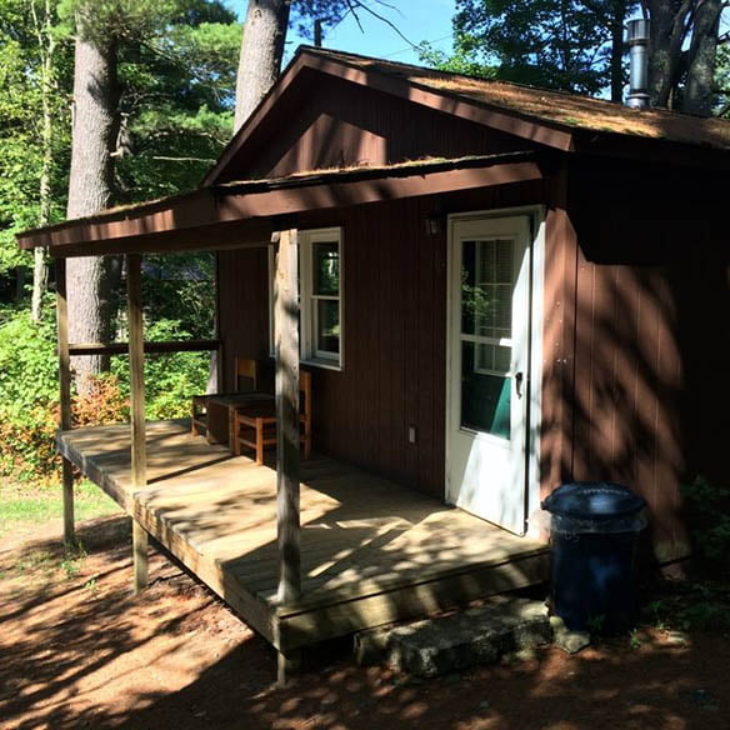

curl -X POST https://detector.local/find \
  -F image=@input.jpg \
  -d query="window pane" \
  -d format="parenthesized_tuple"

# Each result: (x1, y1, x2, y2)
(462, 239, 515, 339)
(475, 343, 511, 375)
(495, 239, 513, 281)
(461, 341, 511, 439)
(314, 242, 339, 296)
(494, 345, 511, 373)
(317, 299, 340, 354)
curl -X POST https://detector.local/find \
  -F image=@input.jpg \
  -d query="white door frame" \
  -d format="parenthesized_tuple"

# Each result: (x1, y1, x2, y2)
(445, 206, 545, 537)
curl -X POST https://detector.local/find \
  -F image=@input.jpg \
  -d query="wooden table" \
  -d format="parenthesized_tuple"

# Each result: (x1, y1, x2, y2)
(204, 392, 274, 447)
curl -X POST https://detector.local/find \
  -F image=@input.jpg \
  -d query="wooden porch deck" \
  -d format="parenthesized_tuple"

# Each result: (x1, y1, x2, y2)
(58, 420, 549, 654)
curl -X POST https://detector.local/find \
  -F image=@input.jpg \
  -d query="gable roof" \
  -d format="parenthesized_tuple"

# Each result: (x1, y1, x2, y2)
(205, 46, 730, 185)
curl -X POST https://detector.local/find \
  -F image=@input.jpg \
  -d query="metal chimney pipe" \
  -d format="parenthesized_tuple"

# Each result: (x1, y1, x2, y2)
(626, 19, 650, 109)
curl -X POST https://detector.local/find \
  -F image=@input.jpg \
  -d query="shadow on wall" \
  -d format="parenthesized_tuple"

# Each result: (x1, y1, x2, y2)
(541, 176, 729, 565)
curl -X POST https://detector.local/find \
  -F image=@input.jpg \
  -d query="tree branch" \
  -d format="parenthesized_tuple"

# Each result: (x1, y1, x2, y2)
(344, 0, 416, 49)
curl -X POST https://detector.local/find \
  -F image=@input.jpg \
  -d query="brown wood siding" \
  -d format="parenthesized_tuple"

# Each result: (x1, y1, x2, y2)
(232, 75, 532, 180)
(217, 181, 544, 498)
(540, 165, 578, 500)
(218, 246, 270, 391)
(548, 158, 730, 563)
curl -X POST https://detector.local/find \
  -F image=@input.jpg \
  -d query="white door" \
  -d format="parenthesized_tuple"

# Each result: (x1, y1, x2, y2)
(446, 215, 532, 535)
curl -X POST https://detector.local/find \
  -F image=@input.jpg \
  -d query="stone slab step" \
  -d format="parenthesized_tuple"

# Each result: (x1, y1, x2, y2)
(355, 597, 552, 677)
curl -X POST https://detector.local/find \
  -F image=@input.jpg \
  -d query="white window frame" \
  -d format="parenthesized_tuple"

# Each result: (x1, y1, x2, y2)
(471, 239, 517, 378)
(268, 226, 344, 371)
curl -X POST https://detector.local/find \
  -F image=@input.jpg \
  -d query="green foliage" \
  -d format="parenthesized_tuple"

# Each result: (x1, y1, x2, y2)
(0, 304, 60, 479)
(0, 0, 238, 291)
(0, 0, 72, 278)
(681, 476, 730, 562)
(428, 0, 632, 95)
(58, 0, 181, 42)
(0, 304, 59, 409)
(637, 477, 730, 636)
(645, 581, 730, 634)
(0, 0, 231, 485)
(417, 42, 497, 78)
(0, 300, 211, 480)
(142, 253, 215, 337)
(111, 318, 210, 420)
(112, 2, 240, 202)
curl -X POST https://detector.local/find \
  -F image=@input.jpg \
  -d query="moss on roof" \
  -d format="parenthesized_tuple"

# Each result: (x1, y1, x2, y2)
(307, 47, 730, 151)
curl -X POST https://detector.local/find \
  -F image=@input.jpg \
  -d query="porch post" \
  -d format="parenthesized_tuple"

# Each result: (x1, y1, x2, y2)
(126, 253, 148, 593)
(274, 229, 301, 607)
(55, 257, 75, 549)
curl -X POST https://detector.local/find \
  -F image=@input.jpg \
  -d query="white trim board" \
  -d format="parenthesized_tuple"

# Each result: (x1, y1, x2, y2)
(445, 206, 545, 538)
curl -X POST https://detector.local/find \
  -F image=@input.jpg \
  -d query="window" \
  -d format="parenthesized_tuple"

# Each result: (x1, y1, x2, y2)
(268, 227, 344, 370)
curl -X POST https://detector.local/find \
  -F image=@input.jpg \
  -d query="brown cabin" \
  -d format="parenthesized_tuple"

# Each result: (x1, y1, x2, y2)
(18, 47, 730, 677)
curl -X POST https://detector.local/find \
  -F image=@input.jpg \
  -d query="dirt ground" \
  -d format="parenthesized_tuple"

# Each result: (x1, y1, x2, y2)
(1, 515, 729, 730)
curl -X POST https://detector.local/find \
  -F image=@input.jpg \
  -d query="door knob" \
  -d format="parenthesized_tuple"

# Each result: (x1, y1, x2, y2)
(515, 371, 524, 399)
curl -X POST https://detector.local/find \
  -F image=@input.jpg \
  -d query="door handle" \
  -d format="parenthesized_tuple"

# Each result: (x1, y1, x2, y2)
(515, 371, 524, 399)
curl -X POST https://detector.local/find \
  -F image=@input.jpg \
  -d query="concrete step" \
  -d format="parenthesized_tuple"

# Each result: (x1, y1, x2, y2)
(355, 597, 552, 677)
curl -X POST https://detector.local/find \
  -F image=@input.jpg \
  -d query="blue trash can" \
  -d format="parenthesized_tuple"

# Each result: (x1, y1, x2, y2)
(542, 482, 647, 634)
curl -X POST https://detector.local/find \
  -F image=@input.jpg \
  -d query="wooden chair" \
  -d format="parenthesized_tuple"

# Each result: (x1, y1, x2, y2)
(191, 357, 259, 438)
(232, 371, 312, 465)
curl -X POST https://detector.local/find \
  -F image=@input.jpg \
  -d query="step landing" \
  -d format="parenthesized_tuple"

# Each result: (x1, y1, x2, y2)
(355, 597, 552, 677)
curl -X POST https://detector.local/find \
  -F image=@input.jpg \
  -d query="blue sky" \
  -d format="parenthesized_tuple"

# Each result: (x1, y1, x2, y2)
(232, 1, 456, 66)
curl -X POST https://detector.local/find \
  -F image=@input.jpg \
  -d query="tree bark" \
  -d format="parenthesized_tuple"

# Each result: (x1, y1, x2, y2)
(31, 0, 56, 323)
(683, 0, 722, 115)
(234, 0, 291, 131)
(646, 0, 686, 108)
(646, 0, 701, 109)
(66, 28, 120, 390)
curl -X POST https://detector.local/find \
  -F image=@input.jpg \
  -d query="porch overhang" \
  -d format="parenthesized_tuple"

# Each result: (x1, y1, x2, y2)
(16, 152, 542, 257)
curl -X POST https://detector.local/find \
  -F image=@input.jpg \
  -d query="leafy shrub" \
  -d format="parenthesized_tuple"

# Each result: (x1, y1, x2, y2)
(0, 308, 59, 481)
(0, 307, 58, 407)
(72, 373, 128, 427)
(681, 476, 730, 562)
(0, 307, 210, 483)
(111, 318, 211, 420)
(0, 404, 59, 482)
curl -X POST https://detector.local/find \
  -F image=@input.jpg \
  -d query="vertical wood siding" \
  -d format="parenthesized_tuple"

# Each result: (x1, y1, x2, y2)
(218, 182, 543, 498)
(217, 160, 727, 557)
(222, 74, 531, 181)
(544, 158, 730, 562)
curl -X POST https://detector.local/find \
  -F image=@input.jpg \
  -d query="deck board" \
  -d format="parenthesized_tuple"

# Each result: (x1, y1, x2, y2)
(59, 420, 548, 651)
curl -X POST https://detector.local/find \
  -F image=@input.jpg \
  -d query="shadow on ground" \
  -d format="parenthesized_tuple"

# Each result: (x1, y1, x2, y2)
(1, 515, 729, 730)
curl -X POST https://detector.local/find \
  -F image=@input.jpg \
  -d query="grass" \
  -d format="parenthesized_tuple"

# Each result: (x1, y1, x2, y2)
(0, 479, 119, 539)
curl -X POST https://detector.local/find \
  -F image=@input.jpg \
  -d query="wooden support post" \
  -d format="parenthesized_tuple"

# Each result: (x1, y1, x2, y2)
(274, 229, 301, 608)
(55, 257, 75, 549)
(277, 649, 302, 688)
(132, 518, 149, 594)
(127, 253, 146, 487)
(126, 253, 148, 592)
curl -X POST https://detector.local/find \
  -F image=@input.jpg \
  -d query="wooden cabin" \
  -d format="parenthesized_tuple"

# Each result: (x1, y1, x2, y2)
(17, 47, 730, 678)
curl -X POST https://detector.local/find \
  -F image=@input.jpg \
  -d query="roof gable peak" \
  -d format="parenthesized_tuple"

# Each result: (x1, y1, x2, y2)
(204, 45, 730, 186)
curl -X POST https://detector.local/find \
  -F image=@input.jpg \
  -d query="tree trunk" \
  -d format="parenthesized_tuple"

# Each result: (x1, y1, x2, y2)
(234, 0, 291, 131)
(683, 0, 722, 115)
(31, 0, 56, 323)
(646, 0, 698, 109)
(609, 0, 626, 103)
(66, 30, 120, 390)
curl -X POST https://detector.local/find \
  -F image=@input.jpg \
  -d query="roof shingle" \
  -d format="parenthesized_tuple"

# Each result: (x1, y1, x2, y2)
(308, 47, 730, 152)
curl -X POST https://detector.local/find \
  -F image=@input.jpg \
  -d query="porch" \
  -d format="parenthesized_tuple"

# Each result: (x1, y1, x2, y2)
(58, 420, 549, 656)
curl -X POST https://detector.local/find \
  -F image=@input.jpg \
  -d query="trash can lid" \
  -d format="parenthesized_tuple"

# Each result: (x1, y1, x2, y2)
(541, 482, 645, 520)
